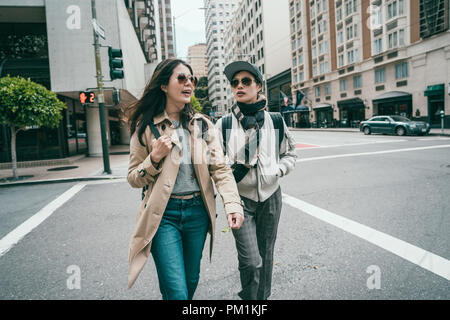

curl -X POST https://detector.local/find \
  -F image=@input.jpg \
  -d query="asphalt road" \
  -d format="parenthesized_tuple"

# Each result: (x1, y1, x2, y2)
(1, 131, 449, 300)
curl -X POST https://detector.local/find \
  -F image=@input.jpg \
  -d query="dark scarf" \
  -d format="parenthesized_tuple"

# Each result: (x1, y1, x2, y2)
(234, 100, 266, 130)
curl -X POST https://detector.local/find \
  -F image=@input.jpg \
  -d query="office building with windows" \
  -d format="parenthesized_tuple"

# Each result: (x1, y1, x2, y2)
(289, 0, 450, 128)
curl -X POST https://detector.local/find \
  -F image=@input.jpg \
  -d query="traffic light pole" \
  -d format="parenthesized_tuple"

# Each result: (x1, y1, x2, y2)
(91, 0, 111, 174)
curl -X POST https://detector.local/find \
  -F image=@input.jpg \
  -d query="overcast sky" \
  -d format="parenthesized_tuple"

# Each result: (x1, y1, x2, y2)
(171, 0, 206, 60)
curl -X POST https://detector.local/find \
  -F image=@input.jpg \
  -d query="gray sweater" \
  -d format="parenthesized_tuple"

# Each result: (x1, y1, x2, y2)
(171, 121, 201, 195)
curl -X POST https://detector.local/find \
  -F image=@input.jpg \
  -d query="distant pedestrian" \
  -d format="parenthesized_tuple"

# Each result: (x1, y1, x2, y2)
(215, 61, 297, 300)
(124, 58, 243, 299)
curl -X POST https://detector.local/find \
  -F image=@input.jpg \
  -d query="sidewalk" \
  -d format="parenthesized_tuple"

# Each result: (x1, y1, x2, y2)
(0, 144, 130, 187)
(289, 127, 450, 136)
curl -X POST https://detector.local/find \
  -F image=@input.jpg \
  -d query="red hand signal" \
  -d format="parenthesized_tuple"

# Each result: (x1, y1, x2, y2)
(79, 92, 87, 104)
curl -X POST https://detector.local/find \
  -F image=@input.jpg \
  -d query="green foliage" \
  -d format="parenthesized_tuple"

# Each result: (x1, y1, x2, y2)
(197, 76, 208, 87)
(0, 34, 48, 59)
(194, 76, 212, 116)
(190, 95, 202, 113)
(0, 75, 66, 129)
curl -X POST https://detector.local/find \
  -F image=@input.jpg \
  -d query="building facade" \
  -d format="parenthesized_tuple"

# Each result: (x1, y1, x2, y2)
(0, 0, 164, 163)
(187, 43, 208, 78)
(158, 0, 175, 59)
(289, 0, 450, 128)
(223, 0, 292, 114)
(204, 0, 239, 118)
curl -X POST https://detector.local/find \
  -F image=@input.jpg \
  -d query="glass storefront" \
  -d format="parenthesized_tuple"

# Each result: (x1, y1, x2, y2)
(62, 97, 87, 156)
(373, 91, 412, 119)
(338, 98, 366, 127)
(314, 104, 334, 127)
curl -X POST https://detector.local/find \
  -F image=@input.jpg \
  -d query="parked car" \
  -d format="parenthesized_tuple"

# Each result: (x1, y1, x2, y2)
(360, 115, 430, 136)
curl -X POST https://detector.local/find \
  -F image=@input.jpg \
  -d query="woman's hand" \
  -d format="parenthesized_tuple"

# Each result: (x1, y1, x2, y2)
(150, 135, 173, 164)
(227, 213, 244, 229)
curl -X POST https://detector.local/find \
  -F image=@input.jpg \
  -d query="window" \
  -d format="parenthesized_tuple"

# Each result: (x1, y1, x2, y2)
(313, 65, 318, 76)
(320, 61, 329, 74)
(319, 41, 328, 55)
(293, 57, 297, 67)
(388, 31, 398, 49)
(338, 54, 344, 67)
(375, 68, 385, 83)
(395, 62, 408, 79)
(373, 37, 382, 54)
(298, 36, 303, 47)
(315, 86, 321, 96)
(353, 75, 362, 88)
(337, 31, 344, 45)
(311, 26, 316, 38)
(340, 79, 347, 91)
(336, 8, 342, 21)
(325, 83, 331, 95)
(299, 53, 303, 64)
(312, 46, 317, 58)
(299, 71, 304, 81)
(347, 50, 354, 64)
(399, 29, 405, 46)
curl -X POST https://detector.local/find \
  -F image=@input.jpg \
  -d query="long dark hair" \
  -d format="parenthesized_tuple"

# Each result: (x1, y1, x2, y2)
(122, 58, 200, 146)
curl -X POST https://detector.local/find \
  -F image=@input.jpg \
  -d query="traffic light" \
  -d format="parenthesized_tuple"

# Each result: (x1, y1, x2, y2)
(79, 91, 95, 104)
(108, 47, 124, 80)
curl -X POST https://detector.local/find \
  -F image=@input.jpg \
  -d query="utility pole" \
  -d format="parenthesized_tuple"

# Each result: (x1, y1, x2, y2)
(91, 0, 111, 174)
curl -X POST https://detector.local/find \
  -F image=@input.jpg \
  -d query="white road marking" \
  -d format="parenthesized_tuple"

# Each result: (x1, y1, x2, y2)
(282, 193, 450, 281)
(416, 138, 450, 141)
(0, 183, 86, 257)
(296, 139, 407, 150)
(297, 144, 450, 162)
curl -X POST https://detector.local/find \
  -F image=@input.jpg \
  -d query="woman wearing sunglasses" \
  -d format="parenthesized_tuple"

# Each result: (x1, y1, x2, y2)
(124, 59, 244, 299)
(215, 61, 297, 300)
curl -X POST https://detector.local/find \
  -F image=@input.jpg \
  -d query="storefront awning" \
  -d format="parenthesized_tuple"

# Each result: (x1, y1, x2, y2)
(424, 84, 444, 97)
(313, 103, 332, 110)
(337, 98, 365, 108)
(372, 91, 412, 104)
(294, 105, 309, 112)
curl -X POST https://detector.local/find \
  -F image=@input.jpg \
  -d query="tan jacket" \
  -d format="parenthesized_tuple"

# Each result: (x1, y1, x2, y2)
(127, 111, 243, 289)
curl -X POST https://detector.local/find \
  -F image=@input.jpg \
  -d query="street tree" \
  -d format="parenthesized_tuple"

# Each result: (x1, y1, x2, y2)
(0, 76, 66, 180)
(191, 95, 202, 113)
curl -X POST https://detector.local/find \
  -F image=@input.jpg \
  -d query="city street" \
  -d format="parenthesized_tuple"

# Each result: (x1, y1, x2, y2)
(0, 131, 449, 299)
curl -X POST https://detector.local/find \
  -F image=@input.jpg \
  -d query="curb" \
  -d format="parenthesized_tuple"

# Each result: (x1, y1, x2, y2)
(289, 128, 450, 136)
(0, 175, 127, 188)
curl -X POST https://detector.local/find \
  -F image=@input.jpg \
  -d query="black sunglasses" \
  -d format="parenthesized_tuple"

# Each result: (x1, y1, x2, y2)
(177, 73, 197, 86)
(230, 77, 255, 88)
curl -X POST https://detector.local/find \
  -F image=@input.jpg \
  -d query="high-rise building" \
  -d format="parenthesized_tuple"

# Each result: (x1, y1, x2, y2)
(223, 0, 292, 113)
(289, 0, 450, 128)
(124, 0, 161, 63)
(187, 43, 208, 78)
(203, 0, 239, 118)
(158, 0, 175, 59)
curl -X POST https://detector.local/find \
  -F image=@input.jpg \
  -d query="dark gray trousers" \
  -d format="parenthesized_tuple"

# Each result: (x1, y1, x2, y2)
(232, 187, 282, 300)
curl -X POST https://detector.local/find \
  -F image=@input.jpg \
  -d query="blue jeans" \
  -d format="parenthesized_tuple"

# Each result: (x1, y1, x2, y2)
(151, 195, 210, 300)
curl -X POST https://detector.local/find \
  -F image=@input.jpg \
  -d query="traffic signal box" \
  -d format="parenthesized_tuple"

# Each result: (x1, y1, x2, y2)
(108, 47, 124, 80)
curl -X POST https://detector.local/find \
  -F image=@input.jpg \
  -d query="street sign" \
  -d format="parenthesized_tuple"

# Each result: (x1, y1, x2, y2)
(92, 18, 106, 40)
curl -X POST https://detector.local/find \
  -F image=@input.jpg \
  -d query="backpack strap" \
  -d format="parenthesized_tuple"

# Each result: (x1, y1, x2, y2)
(269, 112, 285, 155)
(221, 114, 233, 156)
(142, 121, 161, 200)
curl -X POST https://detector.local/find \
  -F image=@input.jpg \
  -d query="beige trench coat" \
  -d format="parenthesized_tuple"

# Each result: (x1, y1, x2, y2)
(126, 111, 243, 289)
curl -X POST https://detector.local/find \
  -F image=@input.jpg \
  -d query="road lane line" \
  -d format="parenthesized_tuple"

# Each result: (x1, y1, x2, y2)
(282, 193, 450, 281)
(295, 139, 407, 150)
(0, 183, 86, 257)
(296, 144, 450, 162)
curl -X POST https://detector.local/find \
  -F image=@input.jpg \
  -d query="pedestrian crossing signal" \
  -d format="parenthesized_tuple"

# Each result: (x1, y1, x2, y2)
(79, 91, 95, 104)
